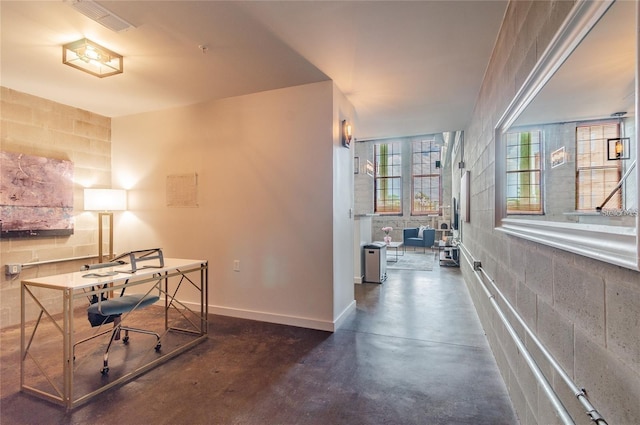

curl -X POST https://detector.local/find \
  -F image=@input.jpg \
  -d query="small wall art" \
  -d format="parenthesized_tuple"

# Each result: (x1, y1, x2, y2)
(166, 173, 198, 207)
(551, 146, 566, 168)
(366, 160, 374, 177)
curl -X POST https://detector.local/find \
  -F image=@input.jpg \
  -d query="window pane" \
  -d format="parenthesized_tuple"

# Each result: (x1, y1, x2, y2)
(506, 131, 543, 214)
(413, 176, 439, 213)
(411, 140, 441, 215)
(576, 122, 621, 210)
(375, 143, 402, 214)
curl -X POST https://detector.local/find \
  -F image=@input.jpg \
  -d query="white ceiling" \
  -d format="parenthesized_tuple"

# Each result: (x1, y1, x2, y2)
(1, 0, 508, 140)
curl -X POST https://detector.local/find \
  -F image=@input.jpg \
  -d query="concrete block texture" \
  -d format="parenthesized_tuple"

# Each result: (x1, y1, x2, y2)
(506, 367, 528, 424)
(524, 247, 553, 302)
(550, 369, 594, 425)
(536, 299, 574, 377)
(508, 237, 527, 283)
(606, 276, 640, 370)
(536, 385, 566, 425)
(516, 279, 537, 332)
(460, 0, 640, 423)
(0, 87, 112, 328)
(552, 260, 605, 344)
(575, 328, 640, 424)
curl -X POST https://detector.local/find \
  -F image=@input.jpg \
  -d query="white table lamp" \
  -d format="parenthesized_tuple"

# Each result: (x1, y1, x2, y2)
(84, 188, 127, 262)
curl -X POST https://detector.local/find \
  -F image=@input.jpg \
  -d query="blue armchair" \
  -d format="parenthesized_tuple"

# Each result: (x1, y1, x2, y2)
(403, 227, 436, 253)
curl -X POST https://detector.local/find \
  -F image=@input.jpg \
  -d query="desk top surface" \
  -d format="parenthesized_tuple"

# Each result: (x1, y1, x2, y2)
(21, 258, 207, 290)
(374, 241, 403, 248)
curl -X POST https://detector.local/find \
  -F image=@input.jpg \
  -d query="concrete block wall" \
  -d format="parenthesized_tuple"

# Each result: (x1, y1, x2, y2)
(461, 1, 640, 424)
(540, 123, 577, 222)
(353, 140, 374, 215)
(0, 87, 111, 327)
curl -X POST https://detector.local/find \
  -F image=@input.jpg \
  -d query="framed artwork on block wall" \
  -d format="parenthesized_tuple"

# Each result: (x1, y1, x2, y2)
(0, 151, 74, 238)
(461, 171, 470, 223)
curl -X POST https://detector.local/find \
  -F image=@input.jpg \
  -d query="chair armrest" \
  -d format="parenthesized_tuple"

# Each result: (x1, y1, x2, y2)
(422, 229, 436, 247)
(403, 228, 418, 239)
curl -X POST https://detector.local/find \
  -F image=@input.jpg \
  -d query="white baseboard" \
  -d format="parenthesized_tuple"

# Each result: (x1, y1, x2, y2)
(354, 275, 363, 284)
(333, 300, 356, 330)
(209, 305, 336, 331)
(177, 299, 357, 333)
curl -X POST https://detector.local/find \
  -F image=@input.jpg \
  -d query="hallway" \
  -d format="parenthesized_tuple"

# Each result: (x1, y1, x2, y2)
(1, 266, 518, 424)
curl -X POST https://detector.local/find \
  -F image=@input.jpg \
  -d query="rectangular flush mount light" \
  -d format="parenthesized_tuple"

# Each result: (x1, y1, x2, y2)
(62, 38, 123, 78)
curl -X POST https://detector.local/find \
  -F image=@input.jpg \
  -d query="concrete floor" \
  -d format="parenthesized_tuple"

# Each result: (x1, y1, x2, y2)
(0, 265, 518, 425)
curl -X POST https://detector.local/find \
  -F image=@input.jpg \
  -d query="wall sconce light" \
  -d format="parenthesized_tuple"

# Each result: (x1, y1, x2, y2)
(342, 120, 353, 148)
(607, 138, 630, 160)
(84, 188, 127, 262)
(63, 38, 123, 78)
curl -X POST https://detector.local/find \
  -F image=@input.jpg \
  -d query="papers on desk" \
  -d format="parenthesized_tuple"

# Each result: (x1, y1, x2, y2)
(82, 271, 119, 278)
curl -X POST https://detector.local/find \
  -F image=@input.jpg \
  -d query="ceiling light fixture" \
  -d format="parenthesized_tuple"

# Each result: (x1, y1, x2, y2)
(62, 38, 123, 78)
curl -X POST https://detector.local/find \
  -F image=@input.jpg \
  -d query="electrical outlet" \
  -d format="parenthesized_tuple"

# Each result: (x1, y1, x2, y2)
(5, 264, 21, 275)
(233, 260, 240, 272)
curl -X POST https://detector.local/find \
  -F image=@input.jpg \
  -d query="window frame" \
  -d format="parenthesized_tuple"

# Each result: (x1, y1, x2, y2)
(505, 130, 544, 215)
(575, 121, 622, 211)
(411, 139, 441, 216)
(374, 142, 402, 215)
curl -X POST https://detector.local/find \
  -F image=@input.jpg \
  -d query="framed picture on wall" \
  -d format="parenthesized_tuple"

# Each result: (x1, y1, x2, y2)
(452, 197, 459, 230)
(461, 171, 470, 222)
(366, 160, 374, 177)
(0, 151, 74, 238)
(551, 147, 566, 168)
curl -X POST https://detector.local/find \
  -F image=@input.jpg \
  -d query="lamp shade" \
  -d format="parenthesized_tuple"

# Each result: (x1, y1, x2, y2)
(84, 189, 127, 211)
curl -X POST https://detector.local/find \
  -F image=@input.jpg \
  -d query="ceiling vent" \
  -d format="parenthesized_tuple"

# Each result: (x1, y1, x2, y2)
(70, 0, 135, 32)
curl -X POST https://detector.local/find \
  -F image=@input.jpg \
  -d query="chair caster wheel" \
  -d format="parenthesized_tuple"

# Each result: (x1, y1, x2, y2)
(101, 367, 109, 375)
(155, 344, 161, 352)
(123, 336, 130, 344)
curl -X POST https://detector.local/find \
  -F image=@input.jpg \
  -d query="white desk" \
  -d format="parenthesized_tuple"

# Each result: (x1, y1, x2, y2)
(21, 258, 208, 410)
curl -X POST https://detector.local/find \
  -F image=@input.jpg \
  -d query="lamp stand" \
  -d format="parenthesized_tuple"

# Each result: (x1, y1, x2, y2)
(98, 212, 114, 263)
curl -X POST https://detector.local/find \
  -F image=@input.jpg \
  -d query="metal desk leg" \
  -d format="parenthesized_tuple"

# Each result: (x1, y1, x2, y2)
(63, 288, 73, 410)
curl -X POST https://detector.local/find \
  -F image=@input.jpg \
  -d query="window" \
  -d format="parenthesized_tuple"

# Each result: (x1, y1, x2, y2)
(374, 143, 401, 214)
(576, 122, 621, 210)
(411, 140, 441, 215)
(506, 131, 542, 214)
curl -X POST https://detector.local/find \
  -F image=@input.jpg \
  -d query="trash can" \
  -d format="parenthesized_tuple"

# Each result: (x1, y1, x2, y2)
(364, 242, 387, 283)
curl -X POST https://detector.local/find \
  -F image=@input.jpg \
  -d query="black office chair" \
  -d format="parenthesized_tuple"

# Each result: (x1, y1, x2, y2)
(74, 263, 161, 375)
